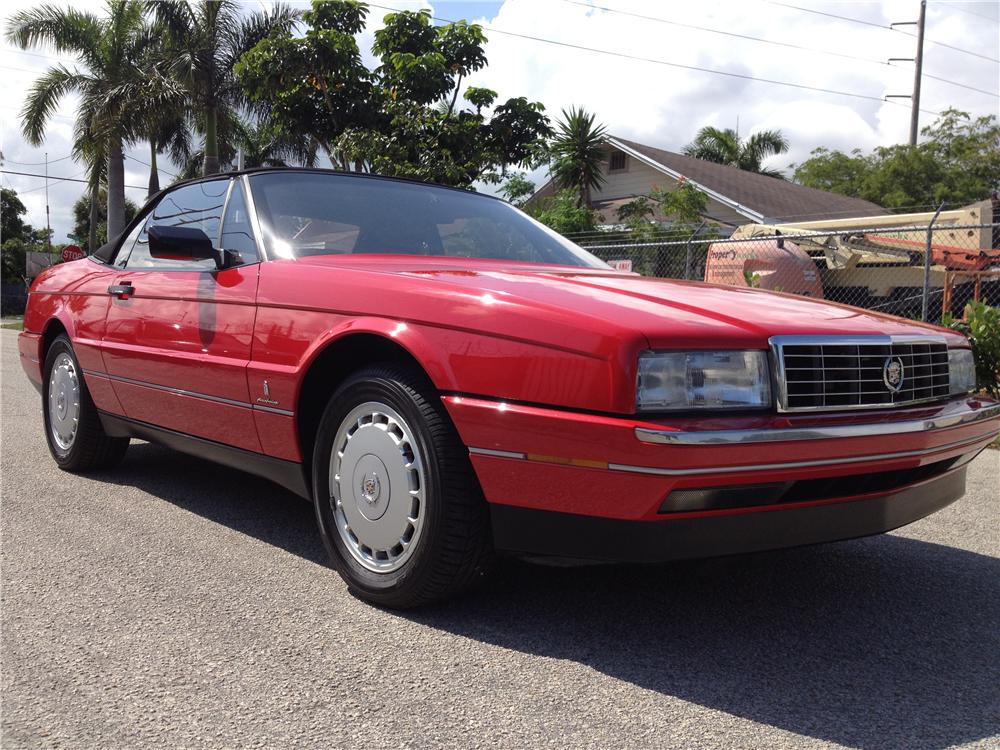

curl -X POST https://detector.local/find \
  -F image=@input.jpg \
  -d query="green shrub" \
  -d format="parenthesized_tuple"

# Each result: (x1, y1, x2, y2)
(942, 301, 1000, 397)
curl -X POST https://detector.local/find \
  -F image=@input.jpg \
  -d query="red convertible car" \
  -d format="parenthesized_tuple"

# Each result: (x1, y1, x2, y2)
(19, 169, 1000, 607)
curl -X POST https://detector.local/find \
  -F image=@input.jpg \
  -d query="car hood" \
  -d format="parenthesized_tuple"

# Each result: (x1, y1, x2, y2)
(290, 257, 963, 349)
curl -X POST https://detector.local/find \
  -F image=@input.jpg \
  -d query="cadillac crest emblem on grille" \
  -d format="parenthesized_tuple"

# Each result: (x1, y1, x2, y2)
(883, 356, 905, 393)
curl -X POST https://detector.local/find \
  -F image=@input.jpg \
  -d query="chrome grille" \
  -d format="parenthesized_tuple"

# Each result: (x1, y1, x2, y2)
(772, 336, 951, 412)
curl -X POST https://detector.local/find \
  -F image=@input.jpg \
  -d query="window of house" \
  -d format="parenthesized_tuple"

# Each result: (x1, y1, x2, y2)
(609, 151, 628, 172)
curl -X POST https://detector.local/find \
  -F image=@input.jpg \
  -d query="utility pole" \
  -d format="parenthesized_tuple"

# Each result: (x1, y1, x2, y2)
(44, 151, 52, 256)
(888, 0, 927, 146)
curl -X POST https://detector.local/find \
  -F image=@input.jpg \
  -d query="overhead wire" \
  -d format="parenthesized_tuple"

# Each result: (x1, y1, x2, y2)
(366, 3, 945, 117)
(765, 1, 1000, 63)
(1, 169, 148, 191)
(561, 0, 997, 99)
(0, 154, 74, 166)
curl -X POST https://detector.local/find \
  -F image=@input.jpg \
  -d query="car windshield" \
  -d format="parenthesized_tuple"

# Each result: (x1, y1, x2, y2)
(247, 171, 608, 269)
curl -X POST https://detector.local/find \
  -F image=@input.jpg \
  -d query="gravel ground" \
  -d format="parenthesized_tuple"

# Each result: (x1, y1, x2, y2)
(2, 328, 998, 749)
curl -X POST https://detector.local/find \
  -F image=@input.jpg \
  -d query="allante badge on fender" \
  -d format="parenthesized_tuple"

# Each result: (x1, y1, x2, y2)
(256, 379, 280, 406)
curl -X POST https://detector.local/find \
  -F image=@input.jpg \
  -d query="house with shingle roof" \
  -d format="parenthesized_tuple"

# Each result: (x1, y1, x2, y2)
(529, 135, 884, 228)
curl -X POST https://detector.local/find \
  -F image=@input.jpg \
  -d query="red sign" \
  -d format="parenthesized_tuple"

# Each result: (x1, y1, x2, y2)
(61, 245, 85, 262)
(606, 258, 633, 273)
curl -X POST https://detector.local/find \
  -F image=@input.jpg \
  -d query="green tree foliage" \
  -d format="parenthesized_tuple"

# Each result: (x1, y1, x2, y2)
(549, 106, 607, 206)
(943, 301, 1000, 397)
(498, 173, 535, 207)
(793, 109, 1000, 210)
(2, 188, 32, 282)
(652, 181, 710, 225)
(528, 189, 602, 234)
(0, 188, 57, 283)
(683, 126, 789, 178)
(236, 2, 550, 186)
(151, 0, 299, 176)
(613, 182, 715, 241)
(5, 0, 174, 239)
(69, 190, 139, 251)
(1, 188, 29, 243)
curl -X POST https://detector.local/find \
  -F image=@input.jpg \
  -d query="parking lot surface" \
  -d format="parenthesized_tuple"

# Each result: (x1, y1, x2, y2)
(2, 329, 999, 749)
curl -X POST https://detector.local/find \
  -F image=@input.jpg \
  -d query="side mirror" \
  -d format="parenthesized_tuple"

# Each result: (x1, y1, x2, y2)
(148, 225, 221, 268)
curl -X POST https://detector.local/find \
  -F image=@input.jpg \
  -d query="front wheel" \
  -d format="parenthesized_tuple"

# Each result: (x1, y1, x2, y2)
(312, 365, 492, 608)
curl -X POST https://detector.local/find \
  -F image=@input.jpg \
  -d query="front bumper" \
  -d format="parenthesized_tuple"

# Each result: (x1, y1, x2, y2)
(443, 395, 998, 558)
(489, 462, 969, 562)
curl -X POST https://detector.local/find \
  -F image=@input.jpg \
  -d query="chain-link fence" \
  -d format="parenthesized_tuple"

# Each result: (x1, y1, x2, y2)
(575, 222, 1000, 324)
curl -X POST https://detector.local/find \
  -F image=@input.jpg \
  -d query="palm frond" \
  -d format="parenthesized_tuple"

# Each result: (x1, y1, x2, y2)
(742, 129, 790, 170)
(20, 65, 90, 144)
(5, 4, 105, 69)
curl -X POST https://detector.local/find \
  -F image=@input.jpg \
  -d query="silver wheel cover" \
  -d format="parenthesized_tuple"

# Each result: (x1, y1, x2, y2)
(48, 352, 81, 452)
(329, 401, 427, 573)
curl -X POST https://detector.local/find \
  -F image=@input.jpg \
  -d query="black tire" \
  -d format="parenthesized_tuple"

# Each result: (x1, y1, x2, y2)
(43, 334, 129, 471)
(312, 364, 492, 608)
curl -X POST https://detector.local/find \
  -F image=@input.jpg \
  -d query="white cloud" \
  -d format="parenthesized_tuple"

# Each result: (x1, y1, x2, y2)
(2, 0, 997, 241)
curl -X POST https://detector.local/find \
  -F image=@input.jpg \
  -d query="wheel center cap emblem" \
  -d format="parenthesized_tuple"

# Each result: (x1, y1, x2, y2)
(883, 356, 905, 392)
(360, 472, 381, 504)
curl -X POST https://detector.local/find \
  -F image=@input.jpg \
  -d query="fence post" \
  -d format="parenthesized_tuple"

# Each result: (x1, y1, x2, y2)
(685, 220, 707, 280)
(921, 201, 946, 322)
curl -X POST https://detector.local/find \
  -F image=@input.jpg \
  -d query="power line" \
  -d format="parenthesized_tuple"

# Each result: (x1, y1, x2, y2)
(767, 1, 1000, 63)
(917, 70, 998, 98)
(560, 0, 888, 66)
(2, 46, 80, 64)
(1, 169, 148, 191)
(944, 4, 1000, 24)
(367, 3, 945, 117)
(126, 153, 177, 180)
(563, 0, 997, 99)
(1, 154, 74, 166)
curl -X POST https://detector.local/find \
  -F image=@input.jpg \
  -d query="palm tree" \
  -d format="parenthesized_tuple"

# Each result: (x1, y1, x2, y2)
(550, 106, 608, 207)
(71, 126, 105, 253)
(144, 115, 192, 197)
(683, 126, 789, 179)
(150, 0, 298, 176)
(6, 1, 171, 239)
(233, 119, 318, 169)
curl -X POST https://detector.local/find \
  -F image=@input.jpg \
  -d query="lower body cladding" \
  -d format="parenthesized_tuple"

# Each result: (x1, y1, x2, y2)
(443, 395, 1000, 563)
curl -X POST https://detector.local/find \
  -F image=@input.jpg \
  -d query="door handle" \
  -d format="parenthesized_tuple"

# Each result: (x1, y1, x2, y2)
(107, 282, 134, 299)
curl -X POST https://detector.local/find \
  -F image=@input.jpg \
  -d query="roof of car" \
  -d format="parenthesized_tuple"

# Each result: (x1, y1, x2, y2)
(157, 167, 504, 202)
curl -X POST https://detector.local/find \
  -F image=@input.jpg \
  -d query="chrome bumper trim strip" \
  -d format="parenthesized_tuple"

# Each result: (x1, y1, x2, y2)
(82, 369, 295, 417)
(469, 430, 994, 477)
(469, 447, 528, 460)
(635, 402, 1000, 445)
(609, 432, 992, 476)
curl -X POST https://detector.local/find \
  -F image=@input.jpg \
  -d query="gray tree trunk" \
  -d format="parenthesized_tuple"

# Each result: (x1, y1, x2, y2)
(87, 178, 99, 255)
(108, 138, 125, 242)
(147, 140, 160, 198)
(203, 107, 220, 176)
(106, 138, 126, 240)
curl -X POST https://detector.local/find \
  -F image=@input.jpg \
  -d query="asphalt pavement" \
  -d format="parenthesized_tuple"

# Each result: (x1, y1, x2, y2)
(2, 328, 998, 749)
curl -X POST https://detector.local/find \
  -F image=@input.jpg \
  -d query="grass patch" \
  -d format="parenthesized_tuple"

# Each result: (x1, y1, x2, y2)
(1, 321, 23, 331)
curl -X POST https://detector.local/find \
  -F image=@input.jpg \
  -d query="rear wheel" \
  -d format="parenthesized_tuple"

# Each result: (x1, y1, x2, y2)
(312, 365, 492, 608)
(43, 334, 129, 471)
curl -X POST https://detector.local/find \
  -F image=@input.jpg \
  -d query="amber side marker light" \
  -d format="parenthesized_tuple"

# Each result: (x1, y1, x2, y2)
(526, 454, 609, 470)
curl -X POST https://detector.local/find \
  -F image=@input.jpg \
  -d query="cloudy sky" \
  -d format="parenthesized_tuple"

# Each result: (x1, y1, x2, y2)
(1, 0, 998, 243)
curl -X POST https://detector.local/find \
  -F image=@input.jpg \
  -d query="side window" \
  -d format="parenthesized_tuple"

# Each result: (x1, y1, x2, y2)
(220, 182, 260, 265)
(114, 218, 148, 268)
(123, 180, 228, 270)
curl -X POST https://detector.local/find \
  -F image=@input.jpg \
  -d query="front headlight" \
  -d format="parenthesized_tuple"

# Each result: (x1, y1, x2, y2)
(636, 350, 772, 412)
(948, 348, 976, 395)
